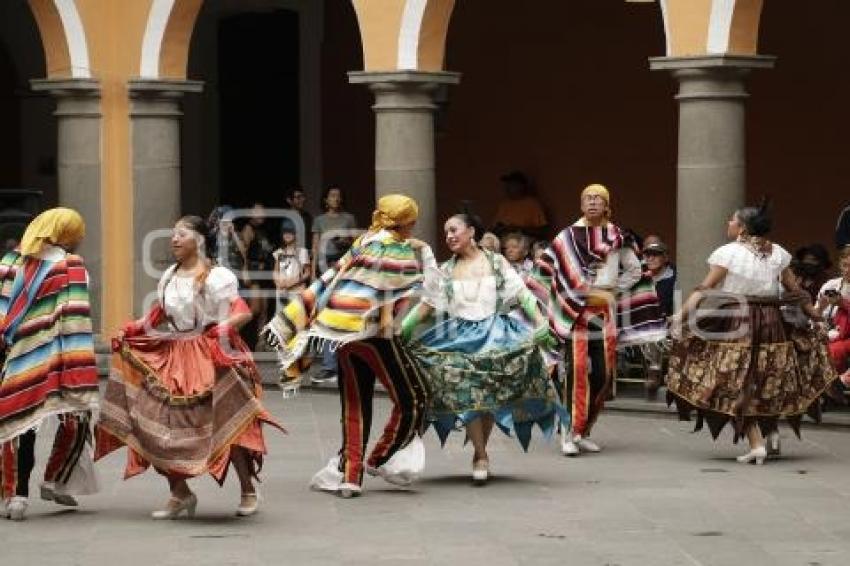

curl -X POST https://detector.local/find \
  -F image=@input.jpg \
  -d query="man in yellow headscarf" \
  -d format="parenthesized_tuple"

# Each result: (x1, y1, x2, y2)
(529, 184, 665, 458)
(1, 207, 99, 521)
(265, 193, 433, 498)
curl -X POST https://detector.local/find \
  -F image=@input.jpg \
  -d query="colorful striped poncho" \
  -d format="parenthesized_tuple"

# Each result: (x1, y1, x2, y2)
(265, 230, 425, 371)
(0, 250, 99, 443)
(526, 223, 666, 346)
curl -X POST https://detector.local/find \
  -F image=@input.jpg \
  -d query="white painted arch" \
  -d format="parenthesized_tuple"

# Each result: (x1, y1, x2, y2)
(53, 0, 91, 78)
(140, 0, 176, 78)
(397, 0, 428, 70)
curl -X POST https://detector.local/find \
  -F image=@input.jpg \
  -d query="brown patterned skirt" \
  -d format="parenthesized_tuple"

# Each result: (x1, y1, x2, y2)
(95, 332, 284, 483)
(666, 294, 837, 441)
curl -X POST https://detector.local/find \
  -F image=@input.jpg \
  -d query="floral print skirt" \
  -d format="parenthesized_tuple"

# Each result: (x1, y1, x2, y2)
(407, 314, 567, 450)
(666, 299, 837, 441)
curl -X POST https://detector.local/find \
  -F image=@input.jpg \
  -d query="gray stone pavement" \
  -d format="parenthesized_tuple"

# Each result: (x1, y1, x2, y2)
(5, 389, 850, 566)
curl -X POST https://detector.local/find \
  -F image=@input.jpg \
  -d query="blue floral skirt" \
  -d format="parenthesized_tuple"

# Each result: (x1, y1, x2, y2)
(408, 314, 568, 450)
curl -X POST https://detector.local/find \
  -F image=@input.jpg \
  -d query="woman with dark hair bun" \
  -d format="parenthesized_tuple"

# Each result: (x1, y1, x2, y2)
(666, 202, 837, 465)
(400, 212, 565, 484)
(96, 215, 283, 519)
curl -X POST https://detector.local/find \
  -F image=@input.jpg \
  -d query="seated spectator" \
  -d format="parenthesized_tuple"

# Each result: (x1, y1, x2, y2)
(817, 246, 850, 384)
(491, 171, 549, 240)
(643, 238, 676, 318)
(479, 232, 500, 253)
(531, 240, 548, 262)
(836, 204, 850, 249)
(637, 236, 677, 400)
(502, 232, 533, 277)
(791, 244, 833, 303)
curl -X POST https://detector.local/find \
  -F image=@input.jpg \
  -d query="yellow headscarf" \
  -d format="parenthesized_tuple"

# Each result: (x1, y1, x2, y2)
(581, 183, 611, 217)
(19, 207, 86, 257)
(368, 194, 419, 233)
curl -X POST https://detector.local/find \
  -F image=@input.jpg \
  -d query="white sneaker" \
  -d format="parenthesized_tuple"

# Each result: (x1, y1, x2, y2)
(6, 496, 28, 521)
(575, 436, 601, 453)
(338, 483, 362, 499)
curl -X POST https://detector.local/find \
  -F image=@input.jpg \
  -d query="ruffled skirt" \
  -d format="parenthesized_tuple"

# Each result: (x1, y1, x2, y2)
(408, 314, 567, 450)
(95, 331, 283, 483)
(666, 296, 837, 441)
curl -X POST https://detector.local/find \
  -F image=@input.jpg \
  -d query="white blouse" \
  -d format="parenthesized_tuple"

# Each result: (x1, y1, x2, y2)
(158, 265, 239, 331)
(423, 253, 529, 321)
(708, 241, 791, 297)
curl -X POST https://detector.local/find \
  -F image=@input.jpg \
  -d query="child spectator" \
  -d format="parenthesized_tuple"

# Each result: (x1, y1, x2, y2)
(272, 224, 311, 308)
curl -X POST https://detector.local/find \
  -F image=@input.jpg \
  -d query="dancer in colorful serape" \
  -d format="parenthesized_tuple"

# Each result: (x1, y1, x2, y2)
(528, 184, 666, 457)
(96, 216, 283, 519)
(399, 213, 565, 484)
(0, 208, 100, 521)
(666, 202, 837, 464)
(264, 194, 431, 498)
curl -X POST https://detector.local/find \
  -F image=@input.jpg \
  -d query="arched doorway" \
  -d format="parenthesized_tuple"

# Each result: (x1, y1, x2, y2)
(0, 0, 57, 224)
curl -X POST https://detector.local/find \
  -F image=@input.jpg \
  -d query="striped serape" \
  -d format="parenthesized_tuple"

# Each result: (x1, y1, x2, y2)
(526, 224, 666, 346)
(0, 251, 99, 443)
(265, 231, 424, 370)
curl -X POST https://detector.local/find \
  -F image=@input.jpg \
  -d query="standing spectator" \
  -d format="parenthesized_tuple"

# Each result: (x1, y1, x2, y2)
(502, 232, 533, 277)
(836, 204, 850, 249)
(817, 246, 850, 385)
(491, 171, 549, 240)
(311, 186, 357, 278)
(791, 244, 833, 303)
(311, 186, 358, 385)
(240, 204, 275, 349)
(286, 186, 313, 243)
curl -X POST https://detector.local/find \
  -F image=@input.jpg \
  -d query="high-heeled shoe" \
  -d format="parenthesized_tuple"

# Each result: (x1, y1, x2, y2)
(236, 492, 260, 517)
(151, 493, 197, 520)
(736, 446, 767, 465)
(472, 459, 489, 485)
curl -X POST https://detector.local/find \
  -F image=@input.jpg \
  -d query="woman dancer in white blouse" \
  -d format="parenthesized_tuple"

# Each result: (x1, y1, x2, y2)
(401, 213, 563, 484)
(96, 216, 282, 518)
(667, 203, 835, 464)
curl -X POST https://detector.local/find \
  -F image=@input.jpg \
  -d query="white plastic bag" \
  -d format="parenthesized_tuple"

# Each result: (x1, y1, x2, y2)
(380, 436, 425, 481)
(54, 442, 100, 496)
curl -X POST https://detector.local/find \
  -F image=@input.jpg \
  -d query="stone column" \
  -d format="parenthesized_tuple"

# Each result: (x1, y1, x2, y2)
(128, 79, 203, 314)
(30, 78, 103, 331)
(650, 55, 775, 295)
(348, 71, 460, 246)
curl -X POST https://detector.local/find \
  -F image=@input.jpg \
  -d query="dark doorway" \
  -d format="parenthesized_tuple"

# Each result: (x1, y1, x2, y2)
(217, 10, 300, 207)
(0, 44, 21, 188)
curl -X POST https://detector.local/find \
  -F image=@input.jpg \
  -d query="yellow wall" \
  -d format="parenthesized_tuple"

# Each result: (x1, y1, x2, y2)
(65, 0, 153, 334)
